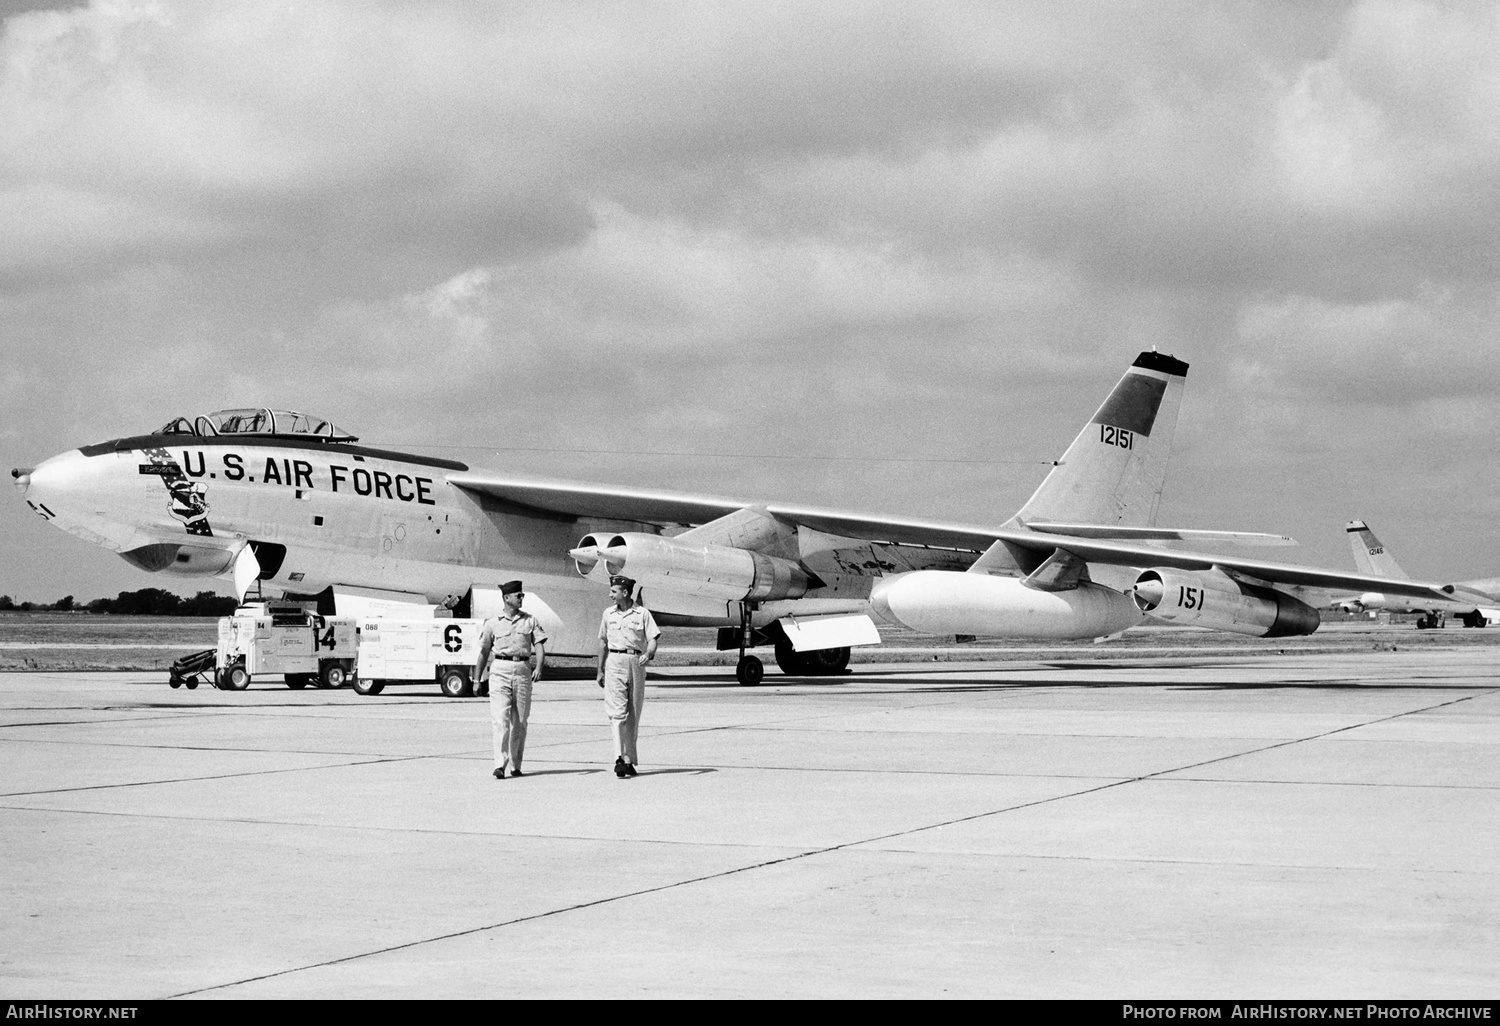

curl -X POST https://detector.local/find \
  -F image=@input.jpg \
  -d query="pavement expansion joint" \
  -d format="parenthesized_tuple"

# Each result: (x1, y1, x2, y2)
(164, 844, 870, 999)
(0, 753, 427, 798)
(1158, 775, 1500, 792)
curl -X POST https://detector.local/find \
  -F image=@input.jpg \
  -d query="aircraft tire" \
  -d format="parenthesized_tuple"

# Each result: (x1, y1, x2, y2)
(773, 643, 850, 676)
(184, 679, 197, 690)
(772, 640, 804, 676)
(803, 646, 850, 675)
(353, 677, 385, 696)
(169, 676, 182, 689)
(736, 655, 764, 686)
(438, 668, 471, 698)
(225, 665, 251, 691)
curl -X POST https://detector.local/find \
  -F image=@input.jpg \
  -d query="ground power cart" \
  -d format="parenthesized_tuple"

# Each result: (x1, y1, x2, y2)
(353, 618, 484, 697)
(215, 606, 358, 691)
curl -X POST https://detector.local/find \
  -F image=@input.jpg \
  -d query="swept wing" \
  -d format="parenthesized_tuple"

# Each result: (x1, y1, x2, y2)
(447, 473, 1456, 604)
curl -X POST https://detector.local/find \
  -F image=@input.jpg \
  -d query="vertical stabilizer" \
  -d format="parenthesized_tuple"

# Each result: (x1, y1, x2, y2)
(1346, 520, 1407, 579)
(1008, 351, 1188, 529)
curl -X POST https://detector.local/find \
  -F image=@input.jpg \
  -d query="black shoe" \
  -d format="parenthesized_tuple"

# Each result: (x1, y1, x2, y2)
(510, 768, 524, 777)
(621, 762, 638, 778)
(476, 687, 489, 697)
(614, 757, 628, 778)
(493, 767, 506, 780)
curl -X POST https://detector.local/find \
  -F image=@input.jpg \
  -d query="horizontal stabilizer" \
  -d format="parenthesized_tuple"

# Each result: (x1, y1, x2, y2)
(1023, 521, 1297, 546)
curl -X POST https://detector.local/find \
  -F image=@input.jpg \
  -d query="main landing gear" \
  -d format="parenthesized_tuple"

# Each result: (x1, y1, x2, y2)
(734, 602, 763, 686)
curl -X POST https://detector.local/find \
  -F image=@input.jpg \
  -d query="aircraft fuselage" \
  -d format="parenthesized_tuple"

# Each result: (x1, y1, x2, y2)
(17, 434, 658, 654)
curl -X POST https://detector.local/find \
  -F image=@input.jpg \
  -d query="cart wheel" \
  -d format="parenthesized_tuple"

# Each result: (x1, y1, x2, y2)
(225, 665, 250, 691)
(736, 655, 764, 686)
(438, 668, 471, 698)
(353, 677, 385, 696)
(321, 663, 348, 689)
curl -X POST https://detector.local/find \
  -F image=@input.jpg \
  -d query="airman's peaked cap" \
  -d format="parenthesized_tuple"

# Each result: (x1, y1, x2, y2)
(500, 580, 524, 596)
(609, 575, 635, 590)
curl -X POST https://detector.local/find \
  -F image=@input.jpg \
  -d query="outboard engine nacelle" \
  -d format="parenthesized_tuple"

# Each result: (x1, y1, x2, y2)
(1132, 568, 1320, 637)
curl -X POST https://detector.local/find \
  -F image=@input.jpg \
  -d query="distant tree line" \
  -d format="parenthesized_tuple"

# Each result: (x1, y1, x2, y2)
(0, 588, 238, 616)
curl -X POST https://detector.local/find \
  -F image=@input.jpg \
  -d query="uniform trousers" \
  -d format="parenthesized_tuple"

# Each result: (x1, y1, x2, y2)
(602, 651, 645, 764)
(489, 659, 532, 772)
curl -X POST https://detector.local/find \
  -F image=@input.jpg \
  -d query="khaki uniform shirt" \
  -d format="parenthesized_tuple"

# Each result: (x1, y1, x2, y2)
(599, 603, 661, 653)
(480, 611, 547, 665)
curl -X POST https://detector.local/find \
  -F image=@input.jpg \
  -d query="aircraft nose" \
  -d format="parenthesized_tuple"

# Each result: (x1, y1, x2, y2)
(19, 450, 92, 523)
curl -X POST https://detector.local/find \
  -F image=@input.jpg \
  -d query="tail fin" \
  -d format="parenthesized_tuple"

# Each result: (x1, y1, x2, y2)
(1008, 351, 1188, 529)
(1346, 520, 1407, 579)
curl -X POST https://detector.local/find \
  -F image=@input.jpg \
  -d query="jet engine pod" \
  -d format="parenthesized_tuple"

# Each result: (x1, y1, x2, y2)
(570, 534, 607, 578)
(869, 570, 1142, 640)
(592, 532, 813, 602)
(1132, 568, 1320, 637)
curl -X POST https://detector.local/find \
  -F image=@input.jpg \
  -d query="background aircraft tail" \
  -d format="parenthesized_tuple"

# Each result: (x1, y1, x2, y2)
(1007, 351, 1188, 529)
(1346, 520, 1407, 579)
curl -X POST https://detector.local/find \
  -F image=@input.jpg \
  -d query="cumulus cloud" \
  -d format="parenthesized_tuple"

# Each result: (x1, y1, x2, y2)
(3, 0, 1499, 599)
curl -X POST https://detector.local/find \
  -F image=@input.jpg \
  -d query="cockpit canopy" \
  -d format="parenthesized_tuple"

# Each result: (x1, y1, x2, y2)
(155, 409, 357, 442)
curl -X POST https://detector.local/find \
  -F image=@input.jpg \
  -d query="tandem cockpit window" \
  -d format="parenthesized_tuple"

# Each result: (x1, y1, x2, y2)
(153, 409, 358, 442)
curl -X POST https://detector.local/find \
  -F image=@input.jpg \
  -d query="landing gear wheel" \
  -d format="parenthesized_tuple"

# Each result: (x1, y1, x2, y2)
(773, 643, 850, 676)
(438, 668, 472, 698)
(1462, 610, 1486, 629)
(285, 673, 312, 690)
(185, 679, 198, 690)
(225, 665, 251, 691)
(804, 646, 850, 675)
(320, 663, 349, 689)
(736, 655, 764, 686)
(169, 675, 182, 690)
(353, 677, 385, 696)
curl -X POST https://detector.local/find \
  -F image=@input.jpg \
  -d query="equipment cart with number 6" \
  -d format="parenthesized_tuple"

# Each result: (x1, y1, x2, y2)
(353, 618, 484, 697)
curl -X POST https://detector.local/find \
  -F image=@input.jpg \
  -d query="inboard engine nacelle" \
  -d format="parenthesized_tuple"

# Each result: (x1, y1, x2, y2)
(1132, 568, 1320, 637)
(869, 570, 1142, 639)
(570, 532, 814, 602)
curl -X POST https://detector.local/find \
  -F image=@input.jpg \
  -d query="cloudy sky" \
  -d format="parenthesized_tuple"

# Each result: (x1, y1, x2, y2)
(3, 0, 1498, 602)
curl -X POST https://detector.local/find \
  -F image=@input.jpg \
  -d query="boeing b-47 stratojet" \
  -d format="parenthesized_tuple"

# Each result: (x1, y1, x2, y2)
(13, 353, 1470, 683)
(1331, 519, 1500, 629)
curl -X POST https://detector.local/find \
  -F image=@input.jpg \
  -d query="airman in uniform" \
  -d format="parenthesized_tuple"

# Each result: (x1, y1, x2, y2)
(596, 575, 660, 778)
(475, 580, 546, 779)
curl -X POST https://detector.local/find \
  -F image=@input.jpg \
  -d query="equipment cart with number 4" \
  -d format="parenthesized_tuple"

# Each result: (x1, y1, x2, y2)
(215, 606, 358, 691)
(353, 618, 484, 697)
